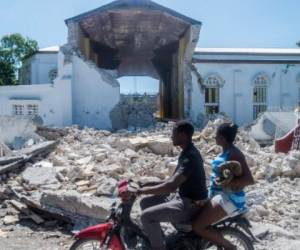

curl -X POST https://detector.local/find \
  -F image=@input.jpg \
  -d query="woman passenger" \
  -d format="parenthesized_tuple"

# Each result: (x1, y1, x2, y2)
(192, 123, 255, 250)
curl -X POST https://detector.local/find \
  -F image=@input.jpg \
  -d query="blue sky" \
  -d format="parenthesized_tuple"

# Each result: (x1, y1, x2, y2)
(1, 0, 299, 93)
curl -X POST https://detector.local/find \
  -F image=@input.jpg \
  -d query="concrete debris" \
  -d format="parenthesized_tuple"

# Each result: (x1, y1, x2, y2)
(0, 229, 8, 238)
(21, 164, 59, 187)
(110, 95, 157, 131)
(36, 126, 67, 141)
(96, 177, 117, 196)
(3, 215, 19, 225)
(95, 152, 107, 162)
(147, 136, 173, 156)
(0, 141, 57, 175)
(0, 156, 24, 166)
(9, 200, 44, 224)
(96, 164, 125, 179)
(119, 137, 149, 151)
(41, 190, 114, 221)
(0, 117, 299, 248)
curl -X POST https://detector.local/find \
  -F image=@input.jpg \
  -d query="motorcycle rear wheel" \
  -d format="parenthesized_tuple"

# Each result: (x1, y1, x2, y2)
(202, 227, 254, 250)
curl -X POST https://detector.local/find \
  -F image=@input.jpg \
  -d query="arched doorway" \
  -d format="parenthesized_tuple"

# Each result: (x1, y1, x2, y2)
(65, 0, 201, 124)
(119, 76, 160, 123)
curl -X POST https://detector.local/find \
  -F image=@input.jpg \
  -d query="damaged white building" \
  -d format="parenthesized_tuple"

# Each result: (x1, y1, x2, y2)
(0, 0, 300, 130)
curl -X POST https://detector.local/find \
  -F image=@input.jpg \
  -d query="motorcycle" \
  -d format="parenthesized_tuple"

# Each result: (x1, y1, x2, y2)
(69, 180, 256, 250)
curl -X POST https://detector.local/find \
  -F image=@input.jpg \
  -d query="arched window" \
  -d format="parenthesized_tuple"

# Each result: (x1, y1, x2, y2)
(204, 75, 224, 115)
(49, 68, 58, 83)
(253, 73, 269, 119)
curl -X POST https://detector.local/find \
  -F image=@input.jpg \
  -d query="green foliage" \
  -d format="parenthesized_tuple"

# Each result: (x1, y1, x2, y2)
(0, 60, 15, 85)
(0, 33, 38, 85)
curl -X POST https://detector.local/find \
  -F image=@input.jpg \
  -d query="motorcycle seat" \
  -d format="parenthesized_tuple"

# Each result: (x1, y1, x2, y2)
(174, 208, 249, 233)
(213, 207, 249, 225)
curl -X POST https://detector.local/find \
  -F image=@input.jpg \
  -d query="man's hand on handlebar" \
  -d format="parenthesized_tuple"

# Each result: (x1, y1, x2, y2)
(127, 181, 142, 196)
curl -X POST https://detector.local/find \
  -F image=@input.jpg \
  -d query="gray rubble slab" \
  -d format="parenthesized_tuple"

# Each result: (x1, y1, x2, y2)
(40, 190, 114, 221)
(22, 165, 58, 187)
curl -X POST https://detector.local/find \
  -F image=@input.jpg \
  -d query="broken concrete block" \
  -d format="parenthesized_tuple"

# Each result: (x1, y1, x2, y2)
(52, 155, 66, 166)
(41, 191, 114, 220)
(119, 137, 148, 151)
(66, 166, 85, 181)
(95, 153, 107, 162)
(75, 156, 93, 165)
(254, 205, 270, 217)
(96, 177, 117, 196)
(0, 229, 8, 238)
(76, 180, 90, 187)
(34, 161, 53, 168)
(124, 148, 139, 159)
(146, 136, 173, 156)
(3, 215, 19, 225)
(9, 200, 44, 225)
(82, 164, 96, 178)
(96, 164, 124, 178)
(22, 165, 58, 187)
(67, 153, 80, 160)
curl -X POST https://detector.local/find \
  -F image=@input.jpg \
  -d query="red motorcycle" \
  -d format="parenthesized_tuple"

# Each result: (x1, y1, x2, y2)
(69, 180, 256, 250)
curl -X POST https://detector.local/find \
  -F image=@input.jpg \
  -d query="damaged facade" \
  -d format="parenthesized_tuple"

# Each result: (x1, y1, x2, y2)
(0, 0, 300, 130)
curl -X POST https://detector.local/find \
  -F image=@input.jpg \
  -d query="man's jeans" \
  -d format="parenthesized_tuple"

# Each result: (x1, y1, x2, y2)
(140, 194, 200, 250)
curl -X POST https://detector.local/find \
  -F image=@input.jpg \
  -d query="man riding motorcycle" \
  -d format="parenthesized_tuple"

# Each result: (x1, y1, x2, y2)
(130, 120, 208, 250)
(70, 121, 256, 250)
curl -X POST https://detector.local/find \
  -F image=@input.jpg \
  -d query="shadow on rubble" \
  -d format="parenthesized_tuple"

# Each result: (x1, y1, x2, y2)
(15, 216, 73, 237)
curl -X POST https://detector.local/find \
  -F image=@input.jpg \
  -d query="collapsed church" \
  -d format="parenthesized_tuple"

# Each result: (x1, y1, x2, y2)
(0, 0, 300, 130)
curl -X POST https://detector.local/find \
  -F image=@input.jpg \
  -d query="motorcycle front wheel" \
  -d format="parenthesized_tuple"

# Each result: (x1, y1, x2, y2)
(203, 227, 254, 250)
(69, 239, 110, 250)
(70, 235, 123, 250)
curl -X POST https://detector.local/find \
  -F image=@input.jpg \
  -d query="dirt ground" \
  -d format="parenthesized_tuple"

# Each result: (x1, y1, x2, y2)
(0, 221, 73, 250)
(1, 219, 300, 250)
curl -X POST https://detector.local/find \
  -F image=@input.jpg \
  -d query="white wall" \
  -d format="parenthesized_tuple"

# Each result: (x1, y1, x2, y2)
(30, 53, 58, 84)
(191, 62, 300, 125)
(71, 56, 120, 129)
(0, 80, 72, 127)
(0, 51, 120, 130)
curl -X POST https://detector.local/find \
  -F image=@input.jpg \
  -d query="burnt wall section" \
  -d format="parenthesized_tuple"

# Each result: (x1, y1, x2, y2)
(179, 25, 201, 118)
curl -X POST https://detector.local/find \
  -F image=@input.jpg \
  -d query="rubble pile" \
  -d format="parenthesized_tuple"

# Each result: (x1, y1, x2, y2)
(194, 119, 300, 179)
(0, 117, 299, 247)
(110, 94, 158, 131)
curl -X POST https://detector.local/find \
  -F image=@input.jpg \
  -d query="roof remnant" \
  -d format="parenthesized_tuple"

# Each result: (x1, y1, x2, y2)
(194, 47, 300, 55)
(38, 46, 60, 53)
(65, 0, 201, 25)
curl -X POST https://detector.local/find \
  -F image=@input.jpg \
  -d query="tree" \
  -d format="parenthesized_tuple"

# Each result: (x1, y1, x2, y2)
(0, 60, 15, 85)
(0, 33, 38, 85)
(297, 41, 300, 47)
